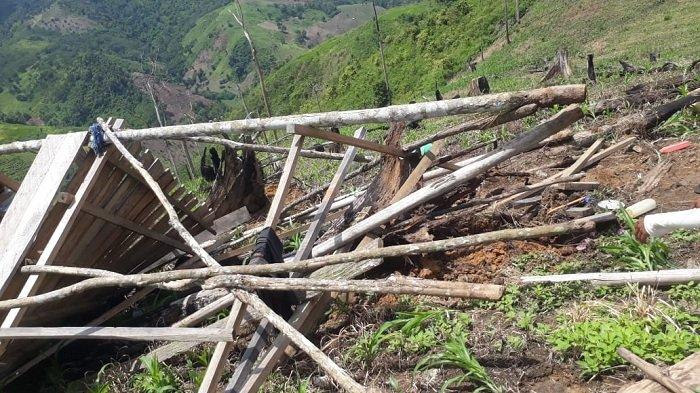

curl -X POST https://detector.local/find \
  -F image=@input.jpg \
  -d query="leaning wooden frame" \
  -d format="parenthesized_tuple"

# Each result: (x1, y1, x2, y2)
(0, 85, 603, 391)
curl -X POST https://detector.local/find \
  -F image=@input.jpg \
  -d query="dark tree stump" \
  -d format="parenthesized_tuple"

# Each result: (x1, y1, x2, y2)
(206, 148, 268, 218)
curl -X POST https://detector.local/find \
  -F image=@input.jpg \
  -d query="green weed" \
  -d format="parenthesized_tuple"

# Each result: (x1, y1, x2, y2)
(669, 229, 700, 244)
(348, 308, 471, 368)
(600, 209, 670, 271)
(85, 364, 112, 393)
(656, 108, 699, 138)
(284, 232, 303, 252)
(548, 293, 700, 377)
(132, 356, 180, 393)
(416, 334, 503, 393)
(666, 282, 700, 305)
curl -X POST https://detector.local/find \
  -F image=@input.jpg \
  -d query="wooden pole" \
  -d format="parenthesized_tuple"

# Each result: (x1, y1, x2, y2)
(617, 347, 694, 393)
(521, 269, 700, 286)
(234, 290, 367, 393)
(184, 136, 371, 162)
(372, 0, 391, 105)
(504, 0, 510, 44)
(0, 85, 586, 154)
(0, 327, 233, 342)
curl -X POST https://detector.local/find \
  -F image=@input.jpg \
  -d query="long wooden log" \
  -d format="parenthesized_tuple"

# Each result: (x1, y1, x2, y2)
(617, 347, 694, 393)
(11, 219, 594, 309)
(0, 327, 233, 342)
(202, 275, 504, 300)
(0, 85, 586, 154)
(310, 104, 584, 257)
(183, 136, 371, 162)
(521, 269, 700, 286)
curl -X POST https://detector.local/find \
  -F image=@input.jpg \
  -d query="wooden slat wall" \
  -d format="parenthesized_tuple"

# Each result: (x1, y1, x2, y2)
(0, 142, 207, 378)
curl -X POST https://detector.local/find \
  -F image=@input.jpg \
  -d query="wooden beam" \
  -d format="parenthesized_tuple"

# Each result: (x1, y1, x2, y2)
(617, 347, 694, 393)
(0, 133, 86, 303)
(229, 127, 366, 387)
(199, 129, 306, 393)
(0, 327, 233, 342)
(79, 201, 192, 252)
(291, 125, 406, 158)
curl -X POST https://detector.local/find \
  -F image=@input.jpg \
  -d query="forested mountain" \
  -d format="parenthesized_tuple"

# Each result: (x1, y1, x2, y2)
(0, 0, 697, 130)
(0, 0, 415, 128)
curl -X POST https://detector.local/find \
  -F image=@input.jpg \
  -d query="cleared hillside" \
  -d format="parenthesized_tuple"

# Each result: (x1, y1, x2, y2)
(245, 0, 698, 116)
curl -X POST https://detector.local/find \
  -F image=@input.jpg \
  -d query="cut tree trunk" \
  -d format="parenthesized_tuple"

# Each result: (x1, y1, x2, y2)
(468, 76, 491, 96)
(541, 49, 572, 82)
(587, 54, 597, 84)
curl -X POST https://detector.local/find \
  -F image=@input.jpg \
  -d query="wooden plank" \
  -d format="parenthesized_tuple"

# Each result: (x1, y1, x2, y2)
(265, 131, 305, 228)
(0, 133, 86, 301)
(291, 124, 407, 158)
(229, 127, 366, 388)
(295, 127, 365, 261)
(107, 155, 215, 233)
(0, 151, 110, 356)
(560, 138, 603, 177)
(0, 327, 232, 342)
(79, 201, 191, 252)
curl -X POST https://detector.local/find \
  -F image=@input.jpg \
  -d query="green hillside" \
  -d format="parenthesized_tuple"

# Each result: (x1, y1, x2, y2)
(242, 0, 698, 116)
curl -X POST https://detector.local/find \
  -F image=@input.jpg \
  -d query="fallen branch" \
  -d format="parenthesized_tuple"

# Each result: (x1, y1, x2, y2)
(0, 327, 233, 342)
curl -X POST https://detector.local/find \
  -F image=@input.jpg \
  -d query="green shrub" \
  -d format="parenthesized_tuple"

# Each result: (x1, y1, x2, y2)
(132, 356, 180, 393)
(548, 302, 699, 376)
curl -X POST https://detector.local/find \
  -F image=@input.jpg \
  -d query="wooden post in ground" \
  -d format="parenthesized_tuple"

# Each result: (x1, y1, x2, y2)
(587, 54, 597, 84)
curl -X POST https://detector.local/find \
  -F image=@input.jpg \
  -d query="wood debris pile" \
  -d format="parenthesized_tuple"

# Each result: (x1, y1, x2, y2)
(0, 80, 697, 392)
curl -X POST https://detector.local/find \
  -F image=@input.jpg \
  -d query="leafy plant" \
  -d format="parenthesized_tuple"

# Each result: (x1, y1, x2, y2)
(284, 232, 303, 252)
(416, 335, 503, 393)
(656, 108, 699, 137)
(600, 209, 670, 271)
(548, 300, 700, 376)
(669, 229, 700, 244)
(186, 346, 213, 389)
(86, 363, 112, 393)
(666, 282, 700, 304)
(132, 356, 180, 393)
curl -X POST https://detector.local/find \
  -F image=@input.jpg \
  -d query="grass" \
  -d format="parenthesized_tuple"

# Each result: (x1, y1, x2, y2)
(132, 356, 180, 393)
(415, 334, 503, 393)
(600, 209, 670, 271)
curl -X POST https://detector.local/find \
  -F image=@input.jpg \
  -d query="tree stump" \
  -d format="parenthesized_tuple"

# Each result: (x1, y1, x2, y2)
(468, 76, 490, 96)
(206, 148, 268, 218)
(587, 54, 597, 84)
(541, 49, 572, 82)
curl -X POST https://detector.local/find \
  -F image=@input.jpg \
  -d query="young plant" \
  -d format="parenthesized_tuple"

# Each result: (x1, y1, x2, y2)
(600, 209, 669, 271)
(284, 232, 303, 252)
(416, 335, 503, 393)
(132, 356, 180, 393)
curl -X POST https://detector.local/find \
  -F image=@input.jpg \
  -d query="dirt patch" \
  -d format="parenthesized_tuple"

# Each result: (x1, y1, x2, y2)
(131, 72, 211, 124)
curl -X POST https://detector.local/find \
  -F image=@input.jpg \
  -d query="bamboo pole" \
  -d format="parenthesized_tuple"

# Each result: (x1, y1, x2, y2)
(183, 136, 371, 162)
(0, 85, 586, 154)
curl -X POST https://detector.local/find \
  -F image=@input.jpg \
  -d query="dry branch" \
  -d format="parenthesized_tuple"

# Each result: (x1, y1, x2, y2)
(521, 269, 700, 286)
(0, 327, 233, 342)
